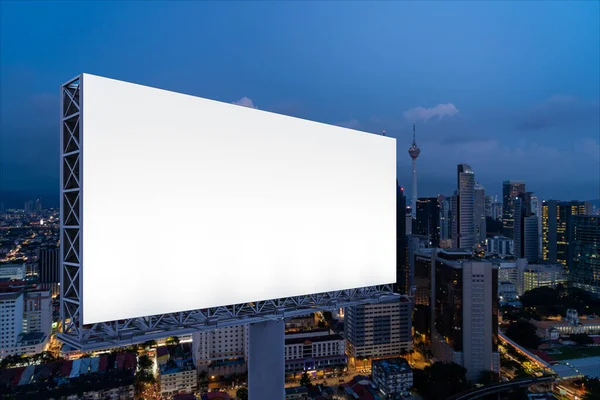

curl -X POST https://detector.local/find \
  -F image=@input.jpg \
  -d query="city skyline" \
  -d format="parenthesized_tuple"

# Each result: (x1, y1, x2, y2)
(1, 2, 599, 205)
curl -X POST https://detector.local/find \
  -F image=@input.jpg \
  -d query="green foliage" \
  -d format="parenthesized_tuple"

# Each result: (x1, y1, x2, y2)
(143, 340, 157, 349)
(506, 320, 541, 349)
(165, 336, 180, 346)
(413, 362, 470, 400)
(571, 333, 594, 345)
(583, 377, 600, 400)
(137, 354, 153, 372)
(478, 370, 500, 385)
(299, 371, 312, 387)
(236, 387, 248, 400)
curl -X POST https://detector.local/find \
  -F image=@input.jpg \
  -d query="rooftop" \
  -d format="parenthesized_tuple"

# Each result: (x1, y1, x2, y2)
(372, 357, 412, 375)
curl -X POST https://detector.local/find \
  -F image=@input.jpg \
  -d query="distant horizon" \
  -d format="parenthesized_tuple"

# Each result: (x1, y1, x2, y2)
(2, 187, 599, 210)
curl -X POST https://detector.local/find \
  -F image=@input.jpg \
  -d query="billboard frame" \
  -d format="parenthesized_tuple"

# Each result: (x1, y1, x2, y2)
(58, 74, 397, 351)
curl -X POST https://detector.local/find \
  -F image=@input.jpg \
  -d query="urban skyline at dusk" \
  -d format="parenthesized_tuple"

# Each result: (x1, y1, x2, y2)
(1, 1, 599, 207)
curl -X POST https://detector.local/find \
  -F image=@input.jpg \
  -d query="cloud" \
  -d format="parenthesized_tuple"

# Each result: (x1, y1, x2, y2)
(232, 97, 258, 109)
(574, 137, 600, 162)
(335, 119, 360, 129)
(516, 95, 600, 132)
(403, 103, 459, 122)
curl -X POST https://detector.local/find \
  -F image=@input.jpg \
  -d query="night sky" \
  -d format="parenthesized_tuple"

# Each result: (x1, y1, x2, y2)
(1, 1, 599, 207)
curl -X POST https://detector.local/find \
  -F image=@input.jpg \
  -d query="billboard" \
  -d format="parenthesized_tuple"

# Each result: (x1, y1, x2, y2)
(79, 74, 396, 324)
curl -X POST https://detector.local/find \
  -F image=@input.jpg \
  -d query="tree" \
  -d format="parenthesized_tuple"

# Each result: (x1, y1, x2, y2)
(299, 371, 312, 387)
(236, 387, 248, 400)
(571, 333, 594, 345)
(506, 320, 541, 349)
(165, 336, 180, 346)
(583, 377, 600, 400)
(413, 362, 470, 400)
(478, 370, 500, 385)
(138, 354, 153, 372)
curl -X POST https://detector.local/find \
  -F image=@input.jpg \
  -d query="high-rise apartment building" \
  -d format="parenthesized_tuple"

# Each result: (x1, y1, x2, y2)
(415, 197, 440, 246)
(474, 184, 486, 244)
(569, 216, 600, 296)
(345, 297, 412, 367)
(502, 180, 526, 239)
(430, 251, 499, 381)
(542, 200, 588, 266)
(0, 289, 51, 359)
(454, 164, 475, 250)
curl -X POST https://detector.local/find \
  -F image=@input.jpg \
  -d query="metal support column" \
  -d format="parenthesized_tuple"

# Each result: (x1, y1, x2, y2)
(248, 319, 285, 400)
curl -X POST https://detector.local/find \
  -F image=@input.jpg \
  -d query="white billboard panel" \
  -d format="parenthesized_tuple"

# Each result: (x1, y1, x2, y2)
(81, 74, 396, 324)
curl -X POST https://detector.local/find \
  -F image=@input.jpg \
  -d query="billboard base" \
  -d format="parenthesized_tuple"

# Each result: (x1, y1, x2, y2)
(248, 319, 285, 399)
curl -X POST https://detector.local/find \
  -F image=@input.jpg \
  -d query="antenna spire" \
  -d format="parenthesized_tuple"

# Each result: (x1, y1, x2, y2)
(412, 122, 416, 145)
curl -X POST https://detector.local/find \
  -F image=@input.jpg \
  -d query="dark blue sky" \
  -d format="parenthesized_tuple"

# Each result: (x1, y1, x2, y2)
(1, 1, 599, 207)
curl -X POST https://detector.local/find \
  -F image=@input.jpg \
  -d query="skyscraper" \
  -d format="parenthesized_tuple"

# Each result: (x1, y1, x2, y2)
(396, 183, 409, 294)
(456, 164, 475, 250)
(474, 183, 486, 244)
(502, 180, 526, 239)
(542, 200, 588, 265)
(38, 244, 60, 297)
(439, 196, 451, 242)
(430, 250, 499, 381)
(484, 195, 493, 219)
(569, 216, 600, 296)
(408, 123, 420, 219)
(514, 194, 539, 263)
(416, 197, 440, 246)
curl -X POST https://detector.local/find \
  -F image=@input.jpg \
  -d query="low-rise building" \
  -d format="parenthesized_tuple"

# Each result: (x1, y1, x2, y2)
(372, 357, 413, 398)
(0, 262, 26, 280)
(486, 236, 514, 257)
(284, 329, 346, 377)
(523, 264, 567, 294)
(158, 343, 198, 398)
(530, 310, 600, 338)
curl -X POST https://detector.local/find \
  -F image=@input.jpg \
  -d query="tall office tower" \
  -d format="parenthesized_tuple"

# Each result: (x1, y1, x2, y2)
(408, 123, 421, 219)
(474, 183, 486, 244)
(484, 196, 493, 218)
(24, 200, 33, 214)
(502, 180, 526, 238)
(191, 325, 249, 375)
(542, 200, 588, 265)
(456, 164, 475, 250)
(416, 197, 440, 246)
(491, 201, 503, 221)
(345, 297, 412, 367)
(35, 199, 42, 212)
(569, 216, 600, 296)
(531, 195, 542, 259)
(439, 196, 452, 241)
(451, 193, 459, 248)
(430, 250, 499, 381)
(405, 207, 413, 236)
(514, 195, 539, 263)
(396, 183, 408, 294)
(38, 244, 60, 297)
